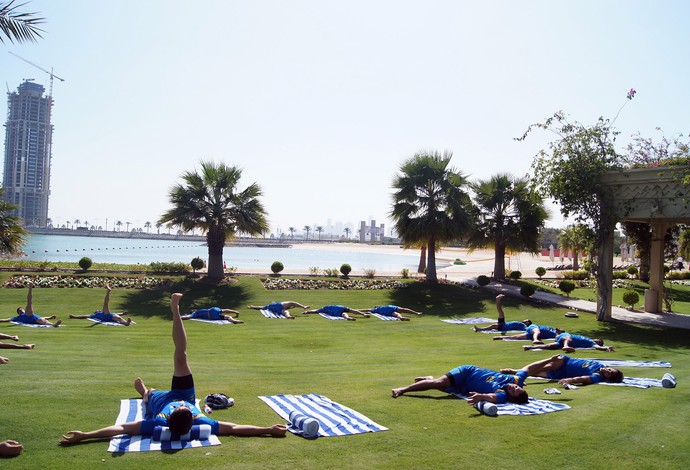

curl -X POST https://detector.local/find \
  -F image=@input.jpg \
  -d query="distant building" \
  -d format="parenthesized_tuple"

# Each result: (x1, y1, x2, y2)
(359, 220, 385, 242)
(2, 80, 54, 227)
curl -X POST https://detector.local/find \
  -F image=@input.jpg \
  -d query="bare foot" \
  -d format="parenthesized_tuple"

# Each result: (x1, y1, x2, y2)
(532, 340, 544, 345)
(9, 335, 19, 342)
(270, 424, 288, 437)
(347, 317, 356, 321)
(400, 317, 411, 321)
(24, 344, 35, 349)
(523, 345, 531, 350)
(125, 318, 132, 326)
(471, 326, 478, 332)
(69, 314, 78, 319)
(392, 388, 404, 398)
(363, 314, 370, 318)
(53, 320, 62, 327)
(492, 336, 503, 341)
(134, 377, 152, 402)
(234, 319, 244, 324)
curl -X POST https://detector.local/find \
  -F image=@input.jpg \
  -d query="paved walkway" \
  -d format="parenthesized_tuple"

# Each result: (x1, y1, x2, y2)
(445, 274, 690, 331)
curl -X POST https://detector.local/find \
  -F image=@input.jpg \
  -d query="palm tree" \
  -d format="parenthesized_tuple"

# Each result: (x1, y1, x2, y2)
(316, 226, 323, 241)
(0, 1, 44, 44)
(159, 161, 268, 281)
(343, 227, 351, 239)
(465, 173, 548, 280)
(303, 225, 311, 241)
(116, 220, 122, 232)
(0, 187, 27, 255)
(144, 221, 151, 233)
(391, 150, 472, 282)
(287, 227, 295, 239)
(156, 222, 162, 234)
(73, 219, 81, 229)
(83, 220, 89, 230)
(125, 221, 131, 232)
(558, 224, 595, 271)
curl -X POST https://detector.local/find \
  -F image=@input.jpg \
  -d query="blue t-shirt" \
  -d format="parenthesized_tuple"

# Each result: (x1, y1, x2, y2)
(547, 355, 604, 383)
(556, 333, 595, 348)
(11, 313, 42, 324)
(319, 305, 348, 317)
(90, 311, 116, 322)
(526, 324, 557, 339)
(266, 302, 285, 314)
(140, 388, 219, 436)
(443, 365, 527, 404)
(370, 305, 398, 316)
(502, 321, 527, 333)
(191, 307, 222, 320)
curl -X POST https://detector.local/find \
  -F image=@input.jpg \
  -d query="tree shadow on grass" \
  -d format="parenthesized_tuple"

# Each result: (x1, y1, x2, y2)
(571, 320, 690, 350)
(119, 278, 251, 320)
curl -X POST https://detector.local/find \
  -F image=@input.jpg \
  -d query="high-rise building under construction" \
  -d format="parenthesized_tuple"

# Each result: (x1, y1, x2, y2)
(2, 80, 54, 227)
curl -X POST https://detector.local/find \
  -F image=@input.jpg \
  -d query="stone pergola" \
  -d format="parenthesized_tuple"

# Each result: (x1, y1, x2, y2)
(598, 166, 690, 318)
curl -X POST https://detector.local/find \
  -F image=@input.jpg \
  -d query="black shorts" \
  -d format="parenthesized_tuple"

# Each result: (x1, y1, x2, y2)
(171, 374, 194, 390)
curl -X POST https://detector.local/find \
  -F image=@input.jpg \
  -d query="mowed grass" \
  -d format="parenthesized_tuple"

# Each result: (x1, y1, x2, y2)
(1, 275, 689, 470)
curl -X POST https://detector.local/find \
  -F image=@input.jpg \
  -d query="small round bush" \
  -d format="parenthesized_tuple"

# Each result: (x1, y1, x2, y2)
(401, 268, 410, 279)
(476, 275, 490, 286)
(520, 284, 536, 297)
(535, 267, 546, 279)
(190, 257, 204, 272)
(558, 280, 576, 296)
(340, 263, 352, 277)
(509, 270, 522, 280)
(627, 266, 639, 277)
(622, 290, 640, 308)
(271, 261, 284, 274)
(78, 257, 93, 271)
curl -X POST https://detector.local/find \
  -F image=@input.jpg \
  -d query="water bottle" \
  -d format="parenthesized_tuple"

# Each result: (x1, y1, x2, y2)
(474, 401, 498, 416)
(203, 404, 213, 414)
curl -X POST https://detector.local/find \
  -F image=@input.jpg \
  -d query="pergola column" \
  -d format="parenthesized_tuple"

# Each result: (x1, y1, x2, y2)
(646, 221, 668, 313)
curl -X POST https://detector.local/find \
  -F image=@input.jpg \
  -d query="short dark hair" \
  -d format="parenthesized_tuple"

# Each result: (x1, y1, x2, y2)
(168, 407, 193, 436)
(593, 338, 604, 346)
(607, 369, 624, 383)
(17, 307, 23, 314)
(508, 388, 529, 404)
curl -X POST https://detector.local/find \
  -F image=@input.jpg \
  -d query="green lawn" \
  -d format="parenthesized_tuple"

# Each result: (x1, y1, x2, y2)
(1, 275, 689, 469)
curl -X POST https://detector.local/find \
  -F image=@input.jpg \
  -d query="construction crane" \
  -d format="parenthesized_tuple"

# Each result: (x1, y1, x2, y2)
(8, 51, 64, 98)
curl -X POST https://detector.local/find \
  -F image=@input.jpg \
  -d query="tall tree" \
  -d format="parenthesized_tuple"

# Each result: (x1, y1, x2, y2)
(391, 150, 471, 282)
(288, 226, 295, 239)
(465, 173, 549, 280)
(316, 226, 323, 241)
(303, 225, 311, 240)
(343, 227, 351, 239)
(557, 224, 595, 271)
(159, 161, 268, 281)
(0, 0, 44, 44)
(0, 186, 27, 256)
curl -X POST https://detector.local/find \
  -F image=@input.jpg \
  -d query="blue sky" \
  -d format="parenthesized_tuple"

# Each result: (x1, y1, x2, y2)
(2, 0, 689, 236)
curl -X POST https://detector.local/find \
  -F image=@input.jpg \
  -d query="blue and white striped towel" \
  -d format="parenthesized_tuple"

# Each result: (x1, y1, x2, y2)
(371, 313, 399, 321)
(260, 309, 288, 319)
(581, 359, 672, 368)
(452, 393, 570, 416)
(190, 318, 236, 325)
(87, 318, 135, 327)
(318, 313, 346, 321)
(442, 318, 496, 325)
(258, 393, 388, 437)
(599, 377, 664, 388)
(10, 321, 52, 328)
(107, 399, 220, 452)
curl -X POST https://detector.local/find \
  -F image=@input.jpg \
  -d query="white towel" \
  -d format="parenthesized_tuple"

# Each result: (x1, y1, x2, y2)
(190, 318, 236, 325)
(371, 313, 400, 321)
(107, 399, 220, 452)
(452, 393, 570, 416)
(442, 318, 496, 325)
(10, 321, 52, 328)
(87, 318, 135, 327)
(581, 359, 672, 368)
(318, 313, 346, 321)
(260, 309, 288, 319)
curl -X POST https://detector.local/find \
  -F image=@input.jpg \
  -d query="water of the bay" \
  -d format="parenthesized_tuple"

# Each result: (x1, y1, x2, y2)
(20, 234, 424, 273)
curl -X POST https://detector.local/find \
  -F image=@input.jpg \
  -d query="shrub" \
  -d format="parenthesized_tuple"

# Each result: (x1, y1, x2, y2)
(612, 270, 629, 279)
(401, 268, 410, 279)
(509, 270, 522, 280)
(309, 266, 321, 276)
(622, 290, 640, 309)
(78, 257, 93, 271)
(562, 270, 589, 280)
(271, 261, 284, 274)
(520, 284, 536, 297)
(581, 259, 593, 272)
(476, 275, 490, 286)
(190, 257, 204, 273)
(627, 266, 639, 277)
(363, 268, 376, 278)
(323, 268, 339, 277)
(340, 263, 352, 277)
(149, 262, 190, 273)
(535, 267, 546, 279)
(558, 280, 576, 296)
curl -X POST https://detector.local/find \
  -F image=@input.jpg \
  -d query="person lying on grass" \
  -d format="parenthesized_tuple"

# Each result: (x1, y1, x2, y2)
(391, 364, 529, 405)
(492, 324, 563, 344)
(0, 286, 61, 327)
(247, 301, 310, 319)
(500, 354, 623, 386)
(522, 332, 614, 352)
(0, 333, 34, 351)
(303, 305, 370, 321)
(181, 306, 243, 324)
(69, 285, 132, 325)
(59, 293, 285, 446)
(472, 294, 531, 332)
(363, 305, 423, 321)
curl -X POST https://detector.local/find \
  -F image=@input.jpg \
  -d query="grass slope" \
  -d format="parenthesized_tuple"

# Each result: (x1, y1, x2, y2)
(1, 276, 688, 469)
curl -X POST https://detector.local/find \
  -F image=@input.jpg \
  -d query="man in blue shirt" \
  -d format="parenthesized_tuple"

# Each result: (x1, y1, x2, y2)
(69, 285, 132, 325)
(493, 324, 562, 344)
(501, 354, 623, 386)
(60, 293, 286, 445)
(303, 305, 370, 321)
(522, 332, 614, 352)
(366, 305, 423, 321)
(0, 286, 61, 327)
(247, 301, 310, 319)
(391, 365, 529, 405)
(472, 294, 531, 332)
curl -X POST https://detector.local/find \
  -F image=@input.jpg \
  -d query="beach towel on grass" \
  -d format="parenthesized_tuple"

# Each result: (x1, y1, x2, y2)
(258, 393, 388, 437)
(442, 317, 495, 325)
(260, 309, 289, 319)
(451, 393, 570, 416)
(107, 399, 220, 452)
(371, 313, 400, 321)
(599, 377, 665, 388)
(10, 321, 52, 328)
(190, 318, 236, 325)
(580, 359, 672, 368)
(87, 318, 135, 327)
(318, 313, 347, 321)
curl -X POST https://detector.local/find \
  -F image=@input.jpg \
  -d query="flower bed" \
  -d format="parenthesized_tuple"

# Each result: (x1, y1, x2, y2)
(2, 275, 172, 289)
(262, 278, 408, 290)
